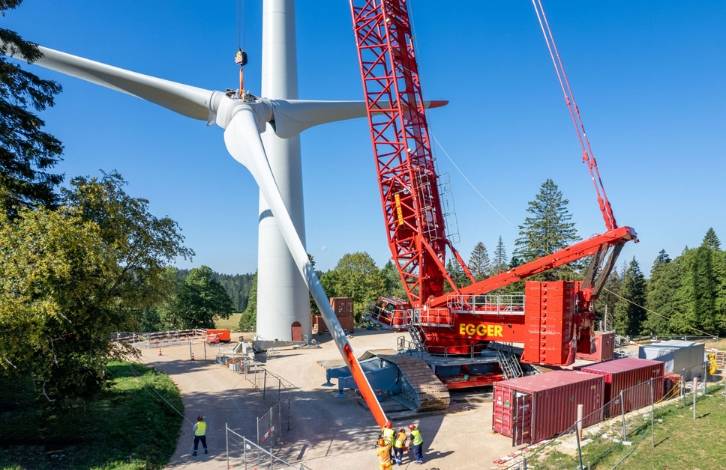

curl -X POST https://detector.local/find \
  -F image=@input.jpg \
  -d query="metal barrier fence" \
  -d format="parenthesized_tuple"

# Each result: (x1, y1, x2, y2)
(114, 329, 208, 348)
(500, 372, 720, 470)
(218, 353, 297, 446)
(256, 399, 292, 447)
(225, 424, 312, 470)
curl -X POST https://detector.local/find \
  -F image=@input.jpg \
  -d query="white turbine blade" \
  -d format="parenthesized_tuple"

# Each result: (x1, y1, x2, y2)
(2, 42, 216, 121)
(271, 99, 449, 138)
(223, 107, 344, 341)
(223, 108, 386, 421)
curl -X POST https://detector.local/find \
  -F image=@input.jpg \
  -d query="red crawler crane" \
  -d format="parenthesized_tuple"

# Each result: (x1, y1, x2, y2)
(350, 0, 636, 388)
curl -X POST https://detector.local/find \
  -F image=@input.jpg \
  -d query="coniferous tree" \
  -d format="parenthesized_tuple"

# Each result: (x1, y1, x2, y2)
(713, 249, 726, 334)
(493, 236, 508, 274)
(691, 245, 717, 333)
(594, 270, 622, 330)
(703, 228, 721, 251)
(445, 258, 467, 291)
(514, 179, 579, 280)
(1, 1, 64, 218)
(614, 258, 647, 336)
(238, 273, 257, 331)
(644, 250, 681, 335)
(468, 242, 491, 280)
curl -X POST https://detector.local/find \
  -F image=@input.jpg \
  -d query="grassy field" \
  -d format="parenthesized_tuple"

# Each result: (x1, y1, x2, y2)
(537, 386, 726, 469)
(214, 312, 243, 332)
(0, 361, 183, 470)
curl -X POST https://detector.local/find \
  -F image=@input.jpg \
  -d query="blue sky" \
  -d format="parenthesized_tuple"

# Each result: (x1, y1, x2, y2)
(5, 1, 725, 275)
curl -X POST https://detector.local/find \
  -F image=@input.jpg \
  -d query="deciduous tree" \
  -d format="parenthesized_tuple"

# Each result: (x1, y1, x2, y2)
(165, 266, 233, 329)
(0, 173, 191, 401)
(322, 252, 386, 322)
(382, 260, 407, 299)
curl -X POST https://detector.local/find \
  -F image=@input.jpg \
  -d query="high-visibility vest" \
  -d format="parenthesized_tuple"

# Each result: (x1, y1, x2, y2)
(410, 429, 423, 445)
(394, 432, 406, 448)
(382, 427, 395, 443)
(195, 421, 207, 436)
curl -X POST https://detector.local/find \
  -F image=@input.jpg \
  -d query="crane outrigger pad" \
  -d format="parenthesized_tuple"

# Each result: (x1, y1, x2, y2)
(375, 354, 451, 411)
(323, 350, 450, 412)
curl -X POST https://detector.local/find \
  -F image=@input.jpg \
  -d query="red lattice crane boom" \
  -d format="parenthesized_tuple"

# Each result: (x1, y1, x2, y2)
(350, 0, 636, 368)
(350, 0, 473, 307)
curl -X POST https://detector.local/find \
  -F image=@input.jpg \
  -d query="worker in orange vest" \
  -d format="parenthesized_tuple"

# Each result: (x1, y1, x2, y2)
(376, 437, 393, 470)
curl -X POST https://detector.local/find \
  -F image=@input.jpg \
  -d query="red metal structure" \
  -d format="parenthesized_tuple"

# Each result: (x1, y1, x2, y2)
(350, 0, 636, 385)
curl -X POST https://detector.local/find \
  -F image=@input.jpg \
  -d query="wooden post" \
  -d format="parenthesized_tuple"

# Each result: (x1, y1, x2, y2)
(577, 404, 584, 439)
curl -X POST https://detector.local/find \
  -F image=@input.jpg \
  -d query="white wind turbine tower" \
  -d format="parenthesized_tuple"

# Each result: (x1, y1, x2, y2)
(2, 0, 444, 425)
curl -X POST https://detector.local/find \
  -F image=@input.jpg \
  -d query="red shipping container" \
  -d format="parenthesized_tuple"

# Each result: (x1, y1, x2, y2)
(576, 331, 615, 362)
(492, 371, 604, 445)
(581, 358, 664, 417)
(313, 297, 355, 334)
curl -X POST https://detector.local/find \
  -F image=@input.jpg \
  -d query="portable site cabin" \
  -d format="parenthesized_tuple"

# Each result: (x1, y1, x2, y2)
(638, 340, 705, 380)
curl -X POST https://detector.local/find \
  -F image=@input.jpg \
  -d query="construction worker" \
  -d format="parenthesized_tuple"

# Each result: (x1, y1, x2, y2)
(408, 423, 424, 464)
(192, 415, 208, 456)
(393, 427, 407, 465)
(376, 437, 393, 470)
(380, 420, 395, 446)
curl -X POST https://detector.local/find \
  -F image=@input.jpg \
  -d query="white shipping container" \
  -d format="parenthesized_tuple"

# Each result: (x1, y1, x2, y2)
(638, 340, 705, 380)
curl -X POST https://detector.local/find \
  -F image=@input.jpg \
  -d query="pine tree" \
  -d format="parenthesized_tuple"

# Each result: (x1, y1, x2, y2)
(238, 273, 257, 331)
(514, 179, 579, 280)
(468, 242, 491, 280)
(644, 249, 680, 335)
(692, 245, 717, 333)
(1, 1, 64, 218)
(702, 228, 721, 251)
(493, 236, 508, 274)
(613, 258, 647, 337)
(713, 249, 726, 334)
(594, 270, 621, 330)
